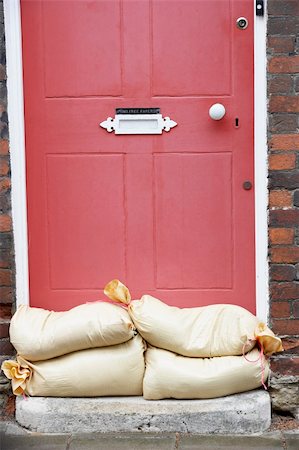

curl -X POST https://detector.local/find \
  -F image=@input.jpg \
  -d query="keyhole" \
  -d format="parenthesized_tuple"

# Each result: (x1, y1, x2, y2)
(235, 118, 239, 128)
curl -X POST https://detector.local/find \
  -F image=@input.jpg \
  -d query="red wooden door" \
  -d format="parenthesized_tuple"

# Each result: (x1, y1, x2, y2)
(21, 0, 255, 312)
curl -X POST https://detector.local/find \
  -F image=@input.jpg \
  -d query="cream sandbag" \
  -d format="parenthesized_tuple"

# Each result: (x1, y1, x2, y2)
(104, 280, 283, 357)
(10, 302, 136, 361)
(2, 334, 145, 397)
(143, 345, 269, 400)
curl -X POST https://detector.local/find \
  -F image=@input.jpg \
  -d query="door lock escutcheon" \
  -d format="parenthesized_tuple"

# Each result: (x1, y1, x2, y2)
(236, 17, 248, 30)
(243, 181, 252, 190)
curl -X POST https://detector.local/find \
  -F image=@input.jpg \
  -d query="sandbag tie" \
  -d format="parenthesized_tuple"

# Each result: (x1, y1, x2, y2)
(103, 280, 132, 309)
(242, 339, 267, 390)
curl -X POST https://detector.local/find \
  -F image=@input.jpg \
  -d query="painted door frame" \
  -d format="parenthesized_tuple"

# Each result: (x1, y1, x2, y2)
(3, 0, 269, 321)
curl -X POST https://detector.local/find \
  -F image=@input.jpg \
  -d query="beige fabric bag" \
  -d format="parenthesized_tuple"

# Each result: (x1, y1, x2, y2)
(2, 335, 145, 397)
(143, 345, 269, 400)
(10, 302, 135, 361)
(104, 280, 283, 357)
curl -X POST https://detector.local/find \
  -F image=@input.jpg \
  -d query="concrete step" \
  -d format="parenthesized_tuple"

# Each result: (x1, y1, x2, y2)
(16, 390, 271, 434)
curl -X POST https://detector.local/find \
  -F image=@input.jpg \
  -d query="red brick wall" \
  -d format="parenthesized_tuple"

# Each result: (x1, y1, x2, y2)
(267, 0, 299, 416)
(0, 0, 15, 420)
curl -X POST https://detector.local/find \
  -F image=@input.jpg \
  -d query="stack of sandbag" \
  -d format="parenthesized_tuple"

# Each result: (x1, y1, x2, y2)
(104, 280, 283, 400)
(2, 301, 145, 397)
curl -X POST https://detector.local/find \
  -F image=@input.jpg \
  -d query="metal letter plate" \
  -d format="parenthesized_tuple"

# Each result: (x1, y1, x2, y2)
(100, 114, 177, 135)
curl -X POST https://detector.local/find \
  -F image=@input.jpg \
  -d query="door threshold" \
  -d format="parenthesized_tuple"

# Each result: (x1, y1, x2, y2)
(15, 390, 271, 434)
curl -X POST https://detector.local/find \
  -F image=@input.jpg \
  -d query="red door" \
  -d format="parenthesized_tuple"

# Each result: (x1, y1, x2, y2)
(21, 0, 255, 312)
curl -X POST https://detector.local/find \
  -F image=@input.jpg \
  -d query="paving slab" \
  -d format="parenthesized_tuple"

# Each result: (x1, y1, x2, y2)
(15, 390, 271, 434)
(0, 434, 69, 450)
(69, 433, 177, 450)
(283, 430, 299, 450)
(1, 431, 292, 450)
(178, 432, 284, 449)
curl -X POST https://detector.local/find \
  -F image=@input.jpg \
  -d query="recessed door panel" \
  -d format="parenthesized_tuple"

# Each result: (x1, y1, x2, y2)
(155, 153, 232, 289)
(46, 154, 126, 289)
(43, 0, 122, 97)
(152, 0, 232, 96)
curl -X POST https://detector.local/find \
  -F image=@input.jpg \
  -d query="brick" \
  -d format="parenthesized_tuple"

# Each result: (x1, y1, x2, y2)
(268, 76, 292, 94)
(268, 36, 295, 54)
(269, 190, 292, 208)
(270, 264, 295, 281)
(0, 214, 11, 231)
(270, 247, 299, 263)
(0, 304, 12, 319)
(0, 177, 10, 192)
(268, 153, 296, 170)
(0, 269, 12, 286)
(269, 56, 299, 73)
(269, 96, 299, 113)
(0, 192, 11, 213)
(269, 134, 299, 150)
(0, 287, 13, 304)
(281, 337, 299, 354)
(271, 301, 291, 318)
(0, 339, 14, 354)
(293, 301, 299, 318)
(0, 139, 8, 155)
(0, 157, 8, 175)
(295, 75, 299, 93)
(269, 114, 297, 132)
(0, 248, 13, 268)
(270, 282, 299, 300)
(269, 172, 299, 189)
(267, 17, 298, 35)
(0, 232, 13, 250)
(268, 0, 299, 16)
(0, 321, 9, 338)
(4, 395, 16, 418)
(269, 209, 299, 226)
(272, 319, 299, 336)
(270, 356, 299, 376)
(269, 228, 294, 245)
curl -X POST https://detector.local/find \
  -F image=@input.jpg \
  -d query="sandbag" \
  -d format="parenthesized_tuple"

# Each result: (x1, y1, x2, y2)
(10, 302, 136, 361)
(143, 345, 269, 400)
(104, 280, 283, 357)
(2, 334, 145, 397)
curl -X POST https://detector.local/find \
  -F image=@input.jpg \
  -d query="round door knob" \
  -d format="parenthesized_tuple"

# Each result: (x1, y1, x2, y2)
(209, 103, 226, 121)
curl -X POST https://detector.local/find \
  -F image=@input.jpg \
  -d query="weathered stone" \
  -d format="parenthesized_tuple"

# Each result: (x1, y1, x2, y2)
(0, 430, 292, 450)
(15, 391, 271, 434)
(4, 420, 29, 435)
(269, 374, 299, 418)
(179, 432, 284, 449)
(283, 430, 299, 450)
(1, 434, 69, 450)
(0, 392, 5, 410)
(69, 433, 176, 450)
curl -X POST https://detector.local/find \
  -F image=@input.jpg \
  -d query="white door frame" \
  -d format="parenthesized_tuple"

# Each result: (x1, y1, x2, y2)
(4, 0, 269, 322)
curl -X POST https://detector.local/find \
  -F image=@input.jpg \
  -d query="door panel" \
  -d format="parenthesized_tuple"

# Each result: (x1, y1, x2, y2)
(152, 1, 232, 96)
(46, 154, 126, 288)
(21, 0, 255, 311)
(155, 153, 232, 289)
(43, 1, 122, 97)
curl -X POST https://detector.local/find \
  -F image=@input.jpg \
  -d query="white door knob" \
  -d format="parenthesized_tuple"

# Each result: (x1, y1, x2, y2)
(209, 103, 226, 120)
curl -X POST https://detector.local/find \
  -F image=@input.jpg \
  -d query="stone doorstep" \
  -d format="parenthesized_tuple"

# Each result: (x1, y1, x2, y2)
(15, 390, 271, 435)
